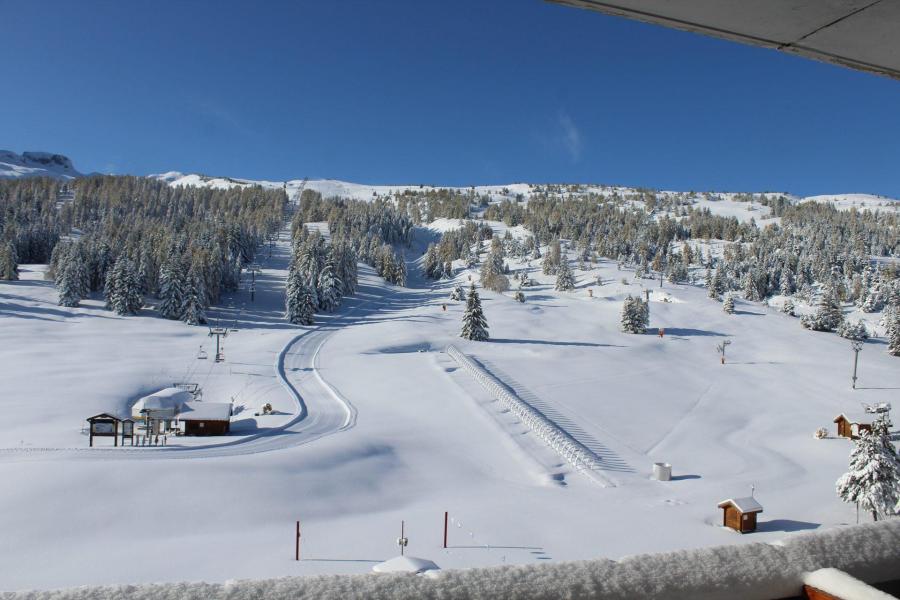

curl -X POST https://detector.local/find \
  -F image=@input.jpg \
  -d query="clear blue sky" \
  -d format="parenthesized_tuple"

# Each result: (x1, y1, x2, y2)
(3, 0, 899, 197)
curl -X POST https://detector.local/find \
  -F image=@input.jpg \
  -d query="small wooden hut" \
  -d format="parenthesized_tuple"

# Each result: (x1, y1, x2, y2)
(833, 412, 871, 439)
(718, 497, 763, 533)
(177, 401, 232, 436)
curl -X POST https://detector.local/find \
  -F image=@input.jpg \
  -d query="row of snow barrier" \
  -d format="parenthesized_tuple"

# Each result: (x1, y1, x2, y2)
(446, 344, 613, 487)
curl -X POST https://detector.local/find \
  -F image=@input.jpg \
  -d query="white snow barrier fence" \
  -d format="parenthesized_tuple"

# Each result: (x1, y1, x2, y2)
(652, 462, 672, 481)
(446, 345, 613, 487)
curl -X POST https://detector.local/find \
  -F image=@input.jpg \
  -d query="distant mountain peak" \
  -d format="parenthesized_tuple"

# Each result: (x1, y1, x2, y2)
(0, 150, 81, 180)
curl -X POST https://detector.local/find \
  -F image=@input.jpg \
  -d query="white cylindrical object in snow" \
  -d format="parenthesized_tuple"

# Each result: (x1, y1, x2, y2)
(653, 462, 672, 481)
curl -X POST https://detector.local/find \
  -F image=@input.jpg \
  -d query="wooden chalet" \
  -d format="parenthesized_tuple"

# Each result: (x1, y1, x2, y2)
(718, 496, 763, 533)
(177, 401, 232, 436)
(833, 412, 872, 439)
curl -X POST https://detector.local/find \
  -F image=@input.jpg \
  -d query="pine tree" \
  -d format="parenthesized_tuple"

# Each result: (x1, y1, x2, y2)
(181, 275, 206, 326)
(801, 284, 843, 331)
(887, 313, 900, 357)
(317, 260, 343, 312)
(285, 266, 316, 326)
(782, 298, 795, 316)
(0, 242, 18, 280)
(57, 253, 83, 307)
(779, 269, 793, 296)
(620, 295, 648, 334)
(449, 285, 466, 301)
(284, 265, 303, 324)
(723, 294, 736, 314)
(460, 284, 489, 341)
(837, 320, 868, 341)
(555, 257, 576, 291)
(836, 416, 900, 521)
(421, 244, 439, 279)
(542, 253, 555, 276)
(105, 256, 143, 315)
(481, 243, 509, 292)
(158, 257, 186, 320)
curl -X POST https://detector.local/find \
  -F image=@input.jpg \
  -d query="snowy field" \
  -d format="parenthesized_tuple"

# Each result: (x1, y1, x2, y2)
(1, 208, 899, 592)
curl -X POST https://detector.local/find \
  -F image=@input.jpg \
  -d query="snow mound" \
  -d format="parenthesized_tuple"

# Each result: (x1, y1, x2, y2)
(372, 556, 440, 574)
(0, 150, 81, 180)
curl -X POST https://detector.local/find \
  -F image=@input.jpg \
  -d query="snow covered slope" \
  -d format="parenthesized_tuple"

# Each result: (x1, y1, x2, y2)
(800, 193, 900, 213)
(152, 171, 900, 220)
(0, 150, 81, 180)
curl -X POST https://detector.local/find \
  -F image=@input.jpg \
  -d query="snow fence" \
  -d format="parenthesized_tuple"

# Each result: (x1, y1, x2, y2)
(446, 344, 613, 487)
(5, 520, 899, 600)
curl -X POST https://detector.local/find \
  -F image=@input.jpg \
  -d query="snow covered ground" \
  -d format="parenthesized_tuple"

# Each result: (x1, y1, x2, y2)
(1, 206, 899, 592)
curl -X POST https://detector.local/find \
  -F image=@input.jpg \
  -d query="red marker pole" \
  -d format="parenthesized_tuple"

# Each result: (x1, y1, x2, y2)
(443, 511, 448, 549)
(295, 521, 301, 561)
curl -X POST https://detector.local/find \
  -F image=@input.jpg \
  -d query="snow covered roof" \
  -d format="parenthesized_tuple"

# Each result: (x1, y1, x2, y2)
(834, 411, 871, 425)
(176, 401, 232, 421)
(717, 496, 763, 513)
(133, 388, 193, 413)
(372, 556, 440, 574)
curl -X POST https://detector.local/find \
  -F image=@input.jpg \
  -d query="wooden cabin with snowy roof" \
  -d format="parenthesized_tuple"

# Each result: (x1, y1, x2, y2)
(718, 497, 763, 533)
(833, 412, 872, 439)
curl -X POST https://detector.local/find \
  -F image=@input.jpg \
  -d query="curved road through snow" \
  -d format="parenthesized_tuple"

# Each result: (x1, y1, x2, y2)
(0, 218, 381, 462)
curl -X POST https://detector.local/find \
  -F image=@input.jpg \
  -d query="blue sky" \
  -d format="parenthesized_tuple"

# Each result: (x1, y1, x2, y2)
(3, 0, 899, 196)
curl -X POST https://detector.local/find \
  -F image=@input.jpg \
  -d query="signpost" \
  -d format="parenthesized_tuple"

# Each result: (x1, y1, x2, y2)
(121, 418, 135, 446)
(86, 413, 120, 447)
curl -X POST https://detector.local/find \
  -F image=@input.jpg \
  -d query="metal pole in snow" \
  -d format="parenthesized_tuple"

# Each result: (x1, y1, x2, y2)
(443, 512, 448, 549)
(851, 341, 863, 389)
(295, 521, 301, 561)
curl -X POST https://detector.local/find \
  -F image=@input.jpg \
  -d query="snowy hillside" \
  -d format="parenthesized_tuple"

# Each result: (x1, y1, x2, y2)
(0, 150, 81, 180)
(152, 171, 900, 222)
(1, 168, 898, 593)
(801, 193, 900, 213)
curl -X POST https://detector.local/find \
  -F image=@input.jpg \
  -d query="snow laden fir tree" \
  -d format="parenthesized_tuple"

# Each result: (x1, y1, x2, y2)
(620, 294, 649, 334)
(836, 416, 900, 521)
(554, 256, 576, 292)
(460, 283, 489, 341)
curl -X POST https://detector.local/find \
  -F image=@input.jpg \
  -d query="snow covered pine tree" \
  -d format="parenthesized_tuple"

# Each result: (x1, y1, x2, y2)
(285, 266, 316, 326)
(158, 257, 186, 320)
(620, 295, 648, 334)
(449, 285, 466, 301)
(836, 416, 900, 521)
(801, 284, 843, 332)
(460, 283, 489, 341)
(887, 312, 900, 357)
(555, 257, 576, 291)
(723, 294, 736, 314)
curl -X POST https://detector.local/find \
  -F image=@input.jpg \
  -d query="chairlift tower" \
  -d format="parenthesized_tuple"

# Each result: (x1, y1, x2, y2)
(208, 326, 228, 362)
(247, 264, 261, 302)
(850, 340, 863, 390)
(207, 304, 242, 362)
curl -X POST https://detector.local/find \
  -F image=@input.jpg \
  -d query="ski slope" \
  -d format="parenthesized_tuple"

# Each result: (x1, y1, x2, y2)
(1, 213, 899, 591)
